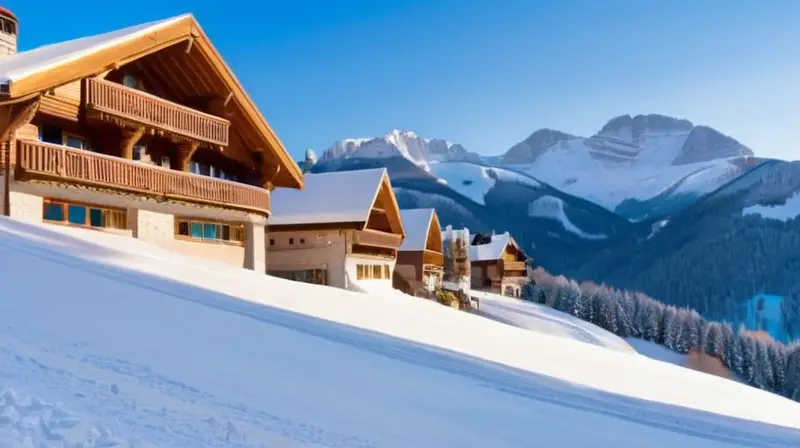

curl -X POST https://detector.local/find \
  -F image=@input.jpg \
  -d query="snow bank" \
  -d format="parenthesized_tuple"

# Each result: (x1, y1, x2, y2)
(1, 218, 800, 447)
(474, 292, 631, 352)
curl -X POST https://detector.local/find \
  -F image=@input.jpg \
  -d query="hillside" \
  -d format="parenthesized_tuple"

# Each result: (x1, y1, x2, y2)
(473, 291, 634, 353)
(2, 218, 800, 447)
(309, 156, 631, 274)
(576, 159, 800, 338)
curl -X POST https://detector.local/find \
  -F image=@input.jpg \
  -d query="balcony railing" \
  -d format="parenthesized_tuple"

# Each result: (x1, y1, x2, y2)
(354, 229, 403, 249)
(423, 250, 444, 267)
(85, 78, 230, 147)
(14, 140, 269, 214)
(502, 260, 527, 273)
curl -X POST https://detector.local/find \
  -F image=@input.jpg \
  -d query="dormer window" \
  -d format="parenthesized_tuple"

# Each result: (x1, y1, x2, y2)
(122, 74, 137, 89)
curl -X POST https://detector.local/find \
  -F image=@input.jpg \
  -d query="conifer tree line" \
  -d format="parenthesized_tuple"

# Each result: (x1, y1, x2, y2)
(522, 268, 800, 402)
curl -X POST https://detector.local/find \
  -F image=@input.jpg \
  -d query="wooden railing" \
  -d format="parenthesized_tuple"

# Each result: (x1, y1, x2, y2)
(423, 250, 444, 267)
(85, 78, 230, 147)
(355, 229, 403, 248)
(15, 140, 269, 214)
(502, 260, 527, 274)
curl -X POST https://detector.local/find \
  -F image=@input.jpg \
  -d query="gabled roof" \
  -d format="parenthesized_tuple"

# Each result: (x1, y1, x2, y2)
(270, 168, 400, 229)
(398, 208, 437, 251)
(469, 232, 524, 262)
(0, 14, 303, 189)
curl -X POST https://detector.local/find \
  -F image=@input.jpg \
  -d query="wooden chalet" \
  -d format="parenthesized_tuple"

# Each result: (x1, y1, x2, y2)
(0, 13, 303, 272)
(267, 168, 405, 290)
(393, 208, 444, 295)
(469, 232, 529, 297)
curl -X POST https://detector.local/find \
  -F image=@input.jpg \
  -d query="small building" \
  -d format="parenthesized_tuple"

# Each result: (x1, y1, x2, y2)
(267, 168, 405, 291)
(393, 208, 444, 295)
(744, 294, 788, 342)
(0, 13, 303, 272)
(469, 232, 529, 297)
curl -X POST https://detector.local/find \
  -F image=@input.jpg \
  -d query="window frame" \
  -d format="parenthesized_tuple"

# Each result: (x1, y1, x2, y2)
(174, 217, 246, 246)
(42, 199, 127, 230)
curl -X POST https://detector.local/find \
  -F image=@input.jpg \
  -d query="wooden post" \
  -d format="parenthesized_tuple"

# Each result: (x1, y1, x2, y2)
(0, 97, 40, 217)
(261, 163, 280, 191)
(119, 126, 145, 160)
(174, 141, 200, 171)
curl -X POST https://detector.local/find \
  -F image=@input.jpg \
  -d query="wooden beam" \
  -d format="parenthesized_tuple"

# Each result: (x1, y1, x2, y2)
(119, 126, 145, 160)
(185, 36, 195, 54)
(223, 91, 233, 107)
(175, 141, 200, 171)
(261, 163, 281, 189)
(2, 96, 41, 216)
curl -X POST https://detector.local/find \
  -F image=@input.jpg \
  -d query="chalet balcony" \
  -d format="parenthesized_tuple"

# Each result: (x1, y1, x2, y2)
(14, 140, 269, 214)
(423, 250, 444, 267)
(354, 229, 403, 249)
(502, 260, 527, 274)
(85, 78, 230, 147)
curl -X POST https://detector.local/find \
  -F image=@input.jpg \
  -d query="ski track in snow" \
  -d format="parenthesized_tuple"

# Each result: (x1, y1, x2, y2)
(1, 221, 800, 447)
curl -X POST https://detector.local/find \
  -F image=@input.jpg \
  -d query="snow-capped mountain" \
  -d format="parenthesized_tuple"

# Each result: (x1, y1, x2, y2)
(496, 114, 760, 220)
(322, 129, 481, 171)
(320, 115, 762, 221)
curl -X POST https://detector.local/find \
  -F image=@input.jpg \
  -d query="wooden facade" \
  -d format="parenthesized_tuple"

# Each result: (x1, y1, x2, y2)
(267, 169, 406, 289)
(470, 233, 529, 297)
(0, 14, 302, 272)
(0, 14, 302, 218)
(394, 209, 445, 296)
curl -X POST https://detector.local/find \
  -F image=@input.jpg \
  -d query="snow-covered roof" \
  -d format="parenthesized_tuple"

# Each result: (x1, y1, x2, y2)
(469, 232, 520, 262)
(0, 15, 189, 84)
(398, 208, 436, 251)
(270, 168, 388, 226)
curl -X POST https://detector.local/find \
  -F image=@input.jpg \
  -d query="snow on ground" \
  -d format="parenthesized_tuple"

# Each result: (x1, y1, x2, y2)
(473, 291, 631, 352)
(2, 218, 800, 447)
(743, 192, 800, 222)
(626, 338, 686, 366)
(527, 196, 607, 240)
(428, 162, 542, 205)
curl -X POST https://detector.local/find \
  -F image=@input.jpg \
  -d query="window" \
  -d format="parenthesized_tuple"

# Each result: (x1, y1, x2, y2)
(122, 74, 137, 89)
(356, 263, 391, 280)
(299, 238, 305, 245)
(65, 134, 87, 150)
(175, 218, 245, 245)
(39, 125, 63, 145)
(269, 238, 275, 246)
(160, 156, 171, 168)
(289, 238, 294, 245)
(132, 144, 146, 161)
(42, 200, 127, 230)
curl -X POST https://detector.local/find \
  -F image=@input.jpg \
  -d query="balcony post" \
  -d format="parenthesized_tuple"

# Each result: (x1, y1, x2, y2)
(1, 97, 40, 217)
(174, 142, 200, 171)
(120, 126, 145, 160)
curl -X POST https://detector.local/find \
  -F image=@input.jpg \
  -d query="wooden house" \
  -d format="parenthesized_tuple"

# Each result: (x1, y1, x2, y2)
(393, 208, 444, 295)
(0, 13, 303, 272)
(267, 168, 405, 291)
(469, 232, 529, 297)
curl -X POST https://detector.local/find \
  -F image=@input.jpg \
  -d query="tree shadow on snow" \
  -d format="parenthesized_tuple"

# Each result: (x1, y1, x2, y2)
(1, 217, 800, 448)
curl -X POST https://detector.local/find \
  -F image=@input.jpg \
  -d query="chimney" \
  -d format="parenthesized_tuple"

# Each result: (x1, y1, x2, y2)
(0, 7, 18, 59)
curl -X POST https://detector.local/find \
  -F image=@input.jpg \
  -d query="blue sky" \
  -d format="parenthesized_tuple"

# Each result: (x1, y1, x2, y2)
(6, 0, 800, 160)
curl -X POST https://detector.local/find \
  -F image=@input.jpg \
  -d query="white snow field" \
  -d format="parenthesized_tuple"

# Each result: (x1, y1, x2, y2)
(472, 291, 633, 353)
(1, 218, 800, 447)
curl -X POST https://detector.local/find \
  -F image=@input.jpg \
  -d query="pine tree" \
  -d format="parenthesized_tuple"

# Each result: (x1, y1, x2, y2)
(784, 343, 800, 400)
(767, 343, 786, 395)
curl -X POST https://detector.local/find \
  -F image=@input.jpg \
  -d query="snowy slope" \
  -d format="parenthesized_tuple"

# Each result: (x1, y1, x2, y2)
(427, 161, 540, 205)
(473, 291, 633, 353)
(2, 218, 800, 447)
